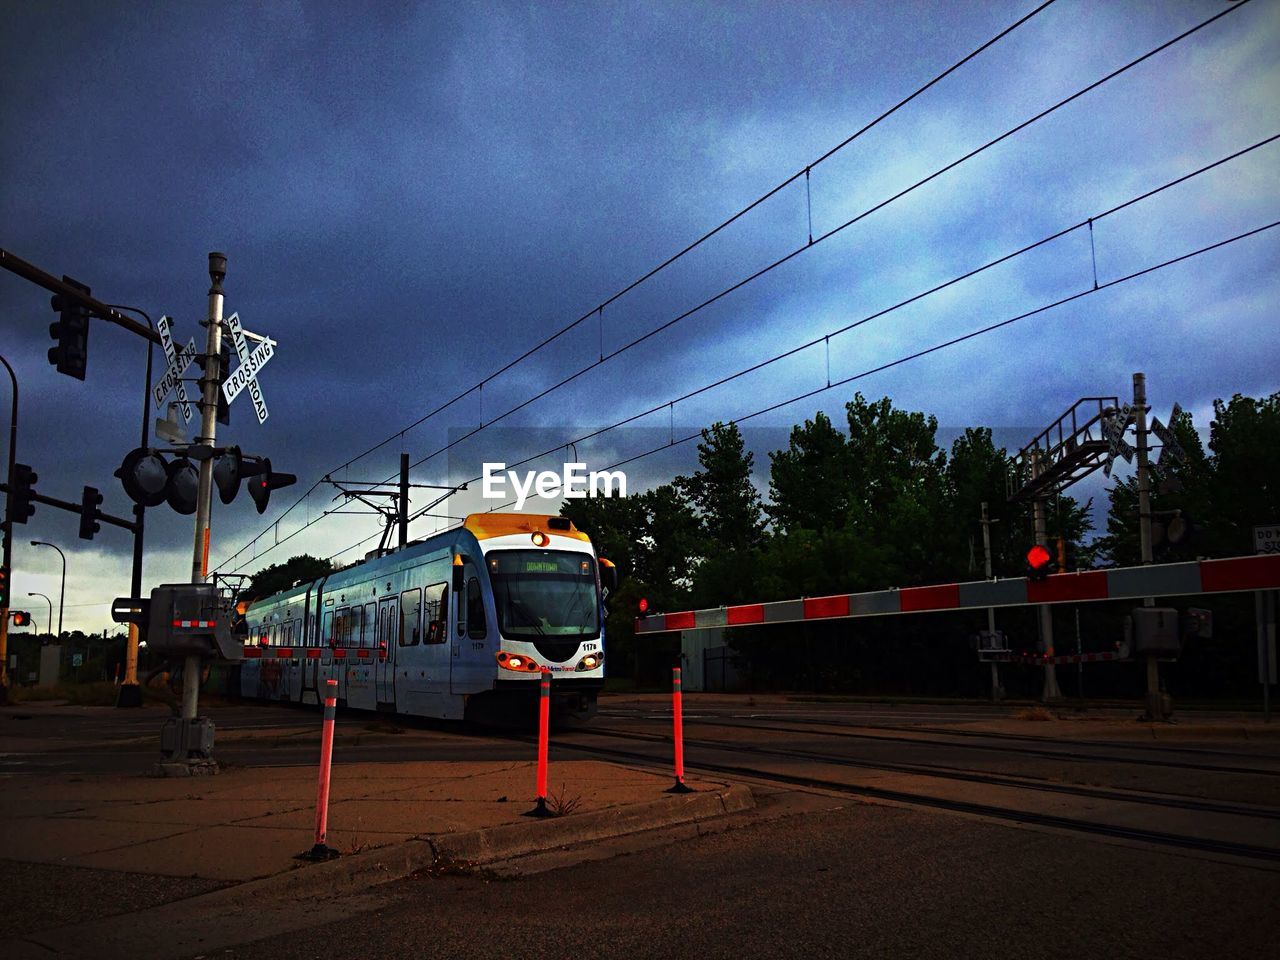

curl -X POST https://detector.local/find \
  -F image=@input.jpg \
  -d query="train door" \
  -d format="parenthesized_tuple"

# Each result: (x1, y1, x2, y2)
(451, 562, 492, 695)
(375, 595, 398, 708)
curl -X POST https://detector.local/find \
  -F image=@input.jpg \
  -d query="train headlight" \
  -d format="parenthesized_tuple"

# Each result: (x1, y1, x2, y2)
(497, 651, 542, 672)
(576, 652, 603, 672)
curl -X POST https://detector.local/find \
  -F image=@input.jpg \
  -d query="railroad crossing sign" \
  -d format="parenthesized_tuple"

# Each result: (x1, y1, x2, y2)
(221, 312, 274, 424)
(1101, 408, 1135, 478)
(1151, 402, 1187, 467)
(151, 315, 198, 424)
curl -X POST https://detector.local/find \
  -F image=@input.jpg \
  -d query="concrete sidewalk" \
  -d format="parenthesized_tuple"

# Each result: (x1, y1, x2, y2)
(0, 758, 744, 884)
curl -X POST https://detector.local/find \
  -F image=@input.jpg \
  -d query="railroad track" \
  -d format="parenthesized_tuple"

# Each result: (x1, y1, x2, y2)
(608, 713, 1280, 777)
(540, 725, 1280, 866)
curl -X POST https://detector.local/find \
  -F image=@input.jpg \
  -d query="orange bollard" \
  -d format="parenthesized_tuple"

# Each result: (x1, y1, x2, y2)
(300, 678, 341, 860)
(525, 669, 553, 817)
(667, 666, 693, 793)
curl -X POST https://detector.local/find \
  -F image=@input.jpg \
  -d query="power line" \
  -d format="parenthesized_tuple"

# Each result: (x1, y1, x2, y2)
(236, 133, 1274, 571)
(397, 0, 1253, 470)
(221, 0, 1256, 572)
(319, 218, 1278, 564)
(452, 135, 1280, 484)
(486, 221, 1280, 515)
(214, 0, 1059, 571)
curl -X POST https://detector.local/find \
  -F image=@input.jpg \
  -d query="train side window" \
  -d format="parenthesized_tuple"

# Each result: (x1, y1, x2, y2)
(364, 602, 375, 647)
(467, 577, 486, 640)
(400, 589, 421, 646)
(348, 605, 361, 647)
(422, 583, 447, 644)
(334, 607, 348, 646)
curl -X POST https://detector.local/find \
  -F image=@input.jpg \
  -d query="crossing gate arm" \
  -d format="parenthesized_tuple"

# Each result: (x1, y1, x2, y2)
(634, 554, 1280, 635)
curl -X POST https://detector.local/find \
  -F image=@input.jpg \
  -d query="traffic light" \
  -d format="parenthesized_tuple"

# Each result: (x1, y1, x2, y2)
(11, 610, 32, 628)
(247, 458, 296, 514)
(48, 277, 92, 380)
(1025, 543, 1057, 581)
(637, 597, 650, 618)
(213, 446, 243, 504)
(79, 485, 104, 540)
(165, 457, 200, 515)
(0, 564, 9, 608)
(8, 463, 38, 524)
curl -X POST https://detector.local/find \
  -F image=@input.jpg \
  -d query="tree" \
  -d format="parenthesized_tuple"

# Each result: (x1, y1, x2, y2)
(675, 421, 765, 551)
(767, 411, 852, 534)
(249, 554, 333, 599)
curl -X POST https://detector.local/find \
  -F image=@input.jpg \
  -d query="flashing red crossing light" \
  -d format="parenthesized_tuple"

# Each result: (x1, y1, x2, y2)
(637, 597, 650, 617)
(1025, 543, 1057, 581)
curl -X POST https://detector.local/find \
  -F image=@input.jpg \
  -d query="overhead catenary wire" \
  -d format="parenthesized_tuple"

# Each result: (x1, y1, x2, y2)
(316, 218, 1279, 564)
(213, 0, 1059, 572)
(219, 0, 1257, 572)
(460, 220, 1280, 530)
(229, 134, 1275, 571)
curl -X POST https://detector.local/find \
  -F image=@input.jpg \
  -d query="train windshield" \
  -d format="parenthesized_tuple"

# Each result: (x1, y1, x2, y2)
(487, 550, 600, 641)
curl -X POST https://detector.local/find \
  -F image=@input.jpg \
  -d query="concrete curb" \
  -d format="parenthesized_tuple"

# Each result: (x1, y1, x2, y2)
(6, 784, 753, 960)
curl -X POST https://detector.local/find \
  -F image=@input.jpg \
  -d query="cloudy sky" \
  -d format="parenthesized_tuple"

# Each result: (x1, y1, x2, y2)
(2, 0, 1277, 632)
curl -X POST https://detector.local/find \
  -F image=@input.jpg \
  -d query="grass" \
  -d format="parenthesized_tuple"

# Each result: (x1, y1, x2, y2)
(10, 681, 173, 707)
(546, 783, 584, 817)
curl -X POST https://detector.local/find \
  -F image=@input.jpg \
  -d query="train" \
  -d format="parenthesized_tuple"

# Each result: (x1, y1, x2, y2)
(237, 513, 612, 722)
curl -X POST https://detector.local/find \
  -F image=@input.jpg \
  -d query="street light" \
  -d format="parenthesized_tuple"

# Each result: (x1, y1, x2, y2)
(29, 540, 65, 638)
(27, 592, 52, 638)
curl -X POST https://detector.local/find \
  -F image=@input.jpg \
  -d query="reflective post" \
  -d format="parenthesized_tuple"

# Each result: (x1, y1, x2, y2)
(667, 666, 693, 793)
(525, 669, 553, 817)
(302, 678, 341, 860)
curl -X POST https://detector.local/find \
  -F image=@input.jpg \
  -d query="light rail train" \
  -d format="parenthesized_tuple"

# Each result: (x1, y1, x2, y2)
(238, 513, 611, 721)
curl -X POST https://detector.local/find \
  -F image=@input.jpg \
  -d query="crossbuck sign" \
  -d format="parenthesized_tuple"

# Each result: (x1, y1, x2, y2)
(221, 312, 274, 424)
(151, 315, 198, 424)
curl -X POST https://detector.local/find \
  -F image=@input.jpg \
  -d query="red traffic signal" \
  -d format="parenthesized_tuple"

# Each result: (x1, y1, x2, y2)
(1025, 543, 1057, 581)
(637, 597, 650, 617)
(11, 610, 32, 627)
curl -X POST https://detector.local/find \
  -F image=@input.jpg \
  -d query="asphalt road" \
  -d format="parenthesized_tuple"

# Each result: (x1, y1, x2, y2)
(4, 696, 1278, 959)
(219, 797, 1277, 960)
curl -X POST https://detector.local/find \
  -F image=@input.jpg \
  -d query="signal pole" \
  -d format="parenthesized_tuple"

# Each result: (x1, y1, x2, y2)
(1133, 372, 1166, 720)
(980, 501, 1001, 702)
(184, 253, 226, 724)
(0, 355, 17, 702)
(1030, 450, 1061, 701)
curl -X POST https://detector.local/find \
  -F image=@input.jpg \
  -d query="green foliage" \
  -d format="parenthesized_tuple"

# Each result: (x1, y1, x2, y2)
(249, 554, 334, 599)
(1098, 392, 1279, 565)
(675, 421, 765, 552)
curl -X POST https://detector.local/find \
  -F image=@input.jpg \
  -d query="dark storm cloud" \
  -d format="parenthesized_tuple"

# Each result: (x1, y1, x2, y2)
(2, 0, 1277, 628)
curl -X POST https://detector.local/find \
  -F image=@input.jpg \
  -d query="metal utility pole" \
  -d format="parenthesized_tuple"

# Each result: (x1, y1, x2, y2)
(1075, 606, 1083, 699)
(1133, 372, 1166, 720)
(398, 453, 409, 550)
(184, 252, 227, 724)
(30, 540, 65, 639)
(980, 501, 1001, 702)
(1029, 451, 1061, 701)
(116, 305, 155, 708)
(0, 355, 17, 701)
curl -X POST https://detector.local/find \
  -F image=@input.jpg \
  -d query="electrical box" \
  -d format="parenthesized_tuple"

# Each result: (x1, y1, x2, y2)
(146, 584, 242, 661)
(159, 717, 215, 759)
(1129, 607, 1181, 656)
